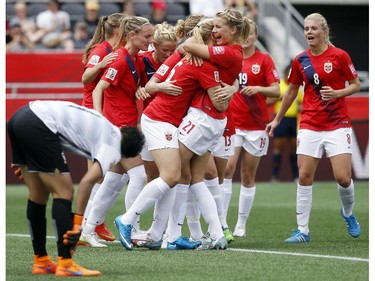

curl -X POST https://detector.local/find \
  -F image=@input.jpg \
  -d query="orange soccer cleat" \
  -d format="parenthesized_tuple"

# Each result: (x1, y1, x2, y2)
(32, 255, 57, 275)
(95, 222, 115, 241)
(55, 257, 101, 277)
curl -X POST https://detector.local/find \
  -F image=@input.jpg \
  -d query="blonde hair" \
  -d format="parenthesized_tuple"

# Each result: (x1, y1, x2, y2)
(243, 17, 258, 36)
(175, 14, 205, 39)
(215, 8, 251, 43)
(82, 13, 124, 63)
(114, 16, 151, 50)
(305, 13, 332, 45)
(192, 17, 214, 45)
(153, 22, 178, 45)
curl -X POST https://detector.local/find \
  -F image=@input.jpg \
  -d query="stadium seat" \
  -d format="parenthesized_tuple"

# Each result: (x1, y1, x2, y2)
(134, 2, 151, 18)
(6, 3, 15, 20)
(61, 3, 85, 23)
(28, 3, 48, 18)
(165, 3, 186, 24)
(98, 3, 121, 17)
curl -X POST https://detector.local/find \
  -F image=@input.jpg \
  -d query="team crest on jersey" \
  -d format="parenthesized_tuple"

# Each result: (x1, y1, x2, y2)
(165, 131, 173, 141)
(214, 71, 220, 82)
(324, 62, 333, 73)
(252, 64, 260, 74)
(156, 64, 169, 76)
(212, 46, 225, 55)
(88, 55, 100, 65)
(106, 67, 118, 81)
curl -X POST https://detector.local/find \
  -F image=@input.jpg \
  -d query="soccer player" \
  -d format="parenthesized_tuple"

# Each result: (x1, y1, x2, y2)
(7, 100, 144, 276)
(80, 12, 124, 245)
(223, 18, 280, 237)
(80, 16, 153, 247)
(266, 13, 361, 243)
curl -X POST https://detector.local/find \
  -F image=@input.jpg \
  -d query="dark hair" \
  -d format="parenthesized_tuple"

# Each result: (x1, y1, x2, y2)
(120, 126, 145, 158)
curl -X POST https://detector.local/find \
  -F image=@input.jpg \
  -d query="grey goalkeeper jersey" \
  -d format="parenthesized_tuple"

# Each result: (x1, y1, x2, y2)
(29, 100, 121, 175)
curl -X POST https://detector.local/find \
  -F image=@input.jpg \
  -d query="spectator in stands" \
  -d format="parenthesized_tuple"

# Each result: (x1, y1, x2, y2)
(122, 0, 135, 16)
(9, 1, 40, 44)
(189, 0, 224, 17)
(84, 0, 100, 39)
(6, 22, 35, 52)
(72, 21, 90, 50)
(35, 0, 74, 50)
(150, 0, 167, 25)
(225, 0, 258, 21)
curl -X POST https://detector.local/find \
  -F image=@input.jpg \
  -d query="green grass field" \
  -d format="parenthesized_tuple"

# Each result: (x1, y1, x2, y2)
(6, 181, 369, 281)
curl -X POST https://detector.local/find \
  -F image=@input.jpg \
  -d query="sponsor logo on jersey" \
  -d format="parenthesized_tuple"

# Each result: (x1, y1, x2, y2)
(106, 67, 118, 80)
(349, 64, 357, 75)
(212, 46, 225, 55)
(214, 71, 220, 82)
(273, 68, 280, 79)
(324, 62, 332, 73)
(88, 55, 100, 65)
(252, 63, 260, 74)
(165, 131, 173, 141)
(156, 64, 169, 76)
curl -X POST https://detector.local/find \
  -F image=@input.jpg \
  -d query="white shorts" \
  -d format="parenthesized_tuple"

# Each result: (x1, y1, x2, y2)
(178, 107, 227, 156)
(234, 129, 269, 157)
(209, 134, 235, 159)
(140, 114, 179, 151)
(140, 144, 153, 161)
(296, 128, 353, 158)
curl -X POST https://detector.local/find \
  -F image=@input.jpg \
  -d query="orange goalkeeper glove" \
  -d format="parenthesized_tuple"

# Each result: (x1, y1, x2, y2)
(10, 164, 23, 181)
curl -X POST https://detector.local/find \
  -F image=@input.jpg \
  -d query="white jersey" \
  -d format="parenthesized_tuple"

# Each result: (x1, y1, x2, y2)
(29, 100, 121, 175)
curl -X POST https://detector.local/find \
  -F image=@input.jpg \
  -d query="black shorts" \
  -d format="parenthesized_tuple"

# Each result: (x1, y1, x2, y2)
(7, 105, 69, 173)
(273, 116, 297, 138)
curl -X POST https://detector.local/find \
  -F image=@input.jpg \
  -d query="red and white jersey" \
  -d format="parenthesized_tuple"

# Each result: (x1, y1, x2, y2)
(230, 50, 280, 130)
(144, 55, 221, 127)
(138, 50, 162, 109)
(82, 41, 113, 109)
(289, 45, 357, 131)
(100, 47, 144, 127)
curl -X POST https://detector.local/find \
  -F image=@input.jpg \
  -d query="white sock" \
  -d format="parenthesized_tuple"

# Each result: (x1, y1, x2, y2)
(236, 186, 256, 228)
(125, 165, 146, 229)
(222, 178, 232, 216)
(121, 177, 171, 225)
(338, 179, 355, 217)
(296, 184, 312, 234)
(166, 184, 189, 242)
(205, 177, 227, 229)
(148, 187, 176, 241)
(186, 190, 204, 240)
(190, 182, 223, 240)
(83, 182, 100, 228)
(86, 171, 124, 226)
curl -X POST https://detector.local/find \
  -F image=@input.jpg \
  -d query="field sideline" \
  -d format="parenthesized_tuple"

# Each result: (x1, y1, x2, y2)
(5, 181, 369, 281)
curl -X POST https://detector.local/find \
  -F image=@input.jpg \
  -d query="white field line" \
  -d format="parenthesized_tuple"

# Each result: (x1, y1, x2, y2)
(7, 233, 368, 263)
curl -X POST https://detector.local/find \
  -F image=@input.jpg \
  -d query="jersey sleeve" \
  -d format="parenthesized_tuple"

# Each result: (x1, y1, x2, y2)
(338, 50, 358, 81)
(197, 62, 221, 89)
(208, 45, 236, 68)
(154, 52, 182, 82)
(100, 54, 126, 86)
(288, 57, 304, 86)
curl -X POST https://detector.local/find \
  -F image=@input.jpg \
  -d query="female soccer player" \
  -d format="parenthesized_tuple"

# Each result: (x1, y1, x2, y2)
(266, 13, 361, 243)
(223, 18, 280, 237)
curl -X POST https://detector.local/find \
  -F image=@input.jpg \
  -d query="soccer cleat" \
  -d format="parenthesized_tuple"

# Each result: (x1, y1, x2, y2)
(143, 235, 162, 250)
(32, 255, 57, 275)
(95, 222, 115, 241)
(197, 236, 228, 250)
(131, 227, 149, 247)
(233, 225, 246, 237)
(114, 215, 133, 250)
(341, 209, 361, 238)
(284, 229, 310, 243)
(167, 236, 202, 250)
(80, 232, 107, 248)
(55, 257, 101, 277)
(223, 228, 235, 243)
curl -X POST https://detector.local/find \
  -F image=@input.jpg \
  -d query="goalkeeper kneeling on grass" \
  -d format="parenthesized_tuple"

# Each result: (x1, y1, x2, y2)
(7, 100, 144, 277)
